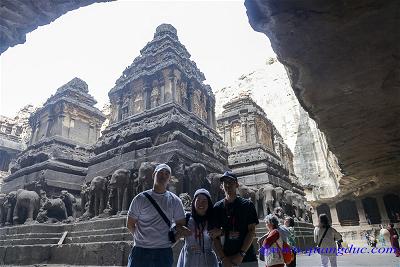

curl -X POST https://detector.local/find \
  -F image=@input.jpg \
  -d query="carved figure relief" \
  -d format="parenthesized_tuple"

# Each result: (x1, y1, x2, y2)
(193, 90, 202, 118)
(150, 87, 160, 109)
(256, 118, 273, 149)
(231, 122, 241, 146)
(133, 91, 144, 114)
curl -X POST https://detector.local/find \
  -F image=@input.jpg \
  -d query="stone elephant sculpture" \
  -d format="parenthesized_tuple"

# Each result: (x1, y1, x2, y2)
(109, 168, 130, 215)
(185, 163, 210, 198)
(13, 189, 40, 225)
(4, 191, 17, 226)
(41, 197, 68, 222)
(136, 162, 158, 194)
(258, 184, 275, 217)
(60, 190, 76, 218)
(238, 184, 257, 205)
(283, 190, 295, 217)
(89, 176, 108, 216)
(292, 193, 304, 219)
(80, 183, 90, 214)
(207, 173, 224, 202)
(0, 193, 7, 226)
(274, 187, 284, 208)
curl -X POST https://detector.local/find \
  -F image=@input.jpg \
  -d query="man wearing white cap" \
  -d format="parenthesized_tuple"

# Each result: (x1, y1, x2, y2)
(126, 163, 190, 267)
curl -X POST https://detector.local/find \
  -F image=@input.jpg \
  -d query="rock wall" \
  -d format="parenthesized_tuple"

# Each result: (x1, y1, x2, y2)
(215, 58, 341, 199)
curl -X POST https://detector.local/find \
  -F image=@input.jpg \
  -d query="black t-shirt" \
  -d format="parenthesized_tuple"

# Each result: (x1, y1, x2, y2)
(213, 196, 259, 262)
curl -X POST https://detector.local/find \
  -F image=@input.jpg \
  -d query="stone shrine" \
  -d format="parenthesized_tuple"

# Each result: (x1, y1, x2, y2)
(85, 24, 228, 201)
(1, 78, 105, 198)
(217, 95, 309, 221)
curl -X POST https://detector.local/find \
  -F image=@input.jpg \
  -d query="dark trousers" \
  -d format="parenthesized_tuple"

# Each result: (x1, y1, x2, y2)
(127, 246, 173, 267)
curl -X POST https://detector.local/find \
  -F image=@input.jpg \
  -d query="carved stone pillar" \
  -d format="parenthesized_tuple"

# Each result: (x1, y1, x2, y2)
(116, 97, 123, 121)
(376, 195, 390, 224)
(143, 81, 151, 110)
(171, 75, 177, 103)
(355, 199, 369, 226)
(45, 116, 54, 138)
(240, 115, 247, 144)
(224, 122, 231, 147)
(330, 204, 340, 227)
(188, 81, 195, 112)
(159, 75, 165, 105)
(247, 115, 257, 145)
(206, 99, 212, 127)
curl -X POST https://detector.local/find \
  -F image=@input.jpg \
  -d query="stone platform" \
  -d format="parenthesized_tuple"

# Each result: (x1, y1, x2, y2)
(0, 217, 132, 266)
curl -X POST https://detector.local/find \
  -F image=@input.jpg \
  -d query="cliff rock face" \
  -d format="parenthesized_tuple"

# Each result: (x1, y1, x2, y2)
(215, 58, 341, 199)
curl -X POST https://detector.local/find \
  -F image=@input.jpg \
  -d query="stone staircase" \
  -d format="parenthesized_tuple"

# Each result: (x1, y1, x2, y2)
(0, 217, 132, 266)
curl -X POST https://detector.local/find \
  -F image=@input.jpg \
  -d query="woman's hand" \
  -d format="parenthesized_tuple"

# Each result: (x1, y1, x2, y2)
(176, 225, 192, 238)
(208, 228, 223, 239)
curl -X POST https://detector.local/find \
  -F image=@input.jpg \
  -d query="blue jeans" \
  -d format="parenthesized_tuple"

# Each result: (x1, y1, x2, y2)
(127, 246, 173, 267)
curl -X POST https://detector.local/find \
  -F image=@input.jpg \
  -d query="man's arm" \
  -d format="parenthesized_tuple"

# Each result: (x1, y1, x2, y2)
(230, 223, 256, 266)
(126, 216, 138, 235)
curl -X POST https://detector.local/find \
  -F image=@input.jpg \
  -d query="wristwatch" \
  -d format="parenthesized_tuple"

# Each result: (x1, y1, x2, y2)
(239, 250, 246, 257)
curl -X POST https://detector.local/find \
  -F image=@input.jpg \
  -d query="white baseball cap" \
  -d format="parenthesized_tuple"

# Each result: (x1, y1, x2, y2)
(153, 163, 172, 178)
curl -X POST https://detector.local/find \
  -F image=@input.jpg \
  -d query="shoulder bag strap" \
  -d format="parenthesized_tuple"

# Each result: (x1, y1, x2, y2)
(143, 192, 171, 228)
(318, 227, 330, 247)
(185, 213, 191, 226)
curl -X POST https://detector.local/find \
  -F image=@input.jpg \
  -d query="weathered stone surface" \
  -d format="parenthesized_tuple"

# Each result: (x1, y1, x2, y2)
(0, 105, 36, 190)
(245, 0, 400, 197)
(214, 60, 341, 199)
(0, 0, 109, 54)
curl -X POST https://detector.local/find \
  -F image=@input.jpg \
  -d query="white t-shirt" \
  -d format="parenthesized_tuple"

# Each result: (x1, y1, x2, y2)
(128, 189, 185, 248)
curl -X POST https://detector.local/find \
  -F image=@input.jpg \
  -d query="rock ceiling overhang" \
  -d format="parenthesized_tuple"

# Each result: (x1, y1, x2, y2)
(1, 0, 399, 198)
(245, 0, 400, 198)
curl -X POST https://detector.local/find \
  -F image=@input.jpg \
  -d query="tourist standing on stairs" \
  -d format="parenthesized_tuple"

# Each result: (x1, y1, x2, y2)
(314, 214, 343, 267)
(211, 171, 259, 267)
(126, 163, 191, 267)
(387, 223, 400, 257)
(259, 214, 285, 267)
(177, 188, 219, 267)
(284, 216, 297, 267)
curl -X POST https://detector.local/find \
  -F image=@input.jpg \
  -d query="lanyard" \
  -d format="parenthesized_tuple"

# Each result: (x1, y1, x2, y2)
(224, 199, 236, 232)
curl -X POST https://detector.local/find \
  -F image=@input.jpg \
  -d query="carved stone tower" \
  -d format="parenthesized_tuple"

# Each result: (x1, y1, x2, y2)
(86, 24, 228, 194)
(2, 78, 105, 196)
(217, 95, 305, 217)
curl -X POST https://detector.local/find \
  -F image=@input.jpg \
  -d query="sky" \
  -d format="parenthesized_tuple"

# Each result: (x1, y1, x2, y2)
(0, 0, 276, 118)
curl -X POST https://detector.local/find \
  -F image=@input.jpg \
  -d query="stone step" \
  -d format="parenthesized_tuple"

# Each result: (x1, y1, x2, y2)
(0, 237, 60, 246)
(0, 224, 65, 235)
(0, 232, 62, 240)
(68, 226, 129, 237)
(65, 233, 132, 244)
(0, 241, 132, 266)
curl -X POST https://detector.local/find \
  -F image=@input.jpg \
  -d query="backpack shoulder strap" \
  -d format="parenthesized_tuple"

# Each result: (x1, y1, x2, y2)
(318, 226, 330, 247)
(143, 192, 171, 228)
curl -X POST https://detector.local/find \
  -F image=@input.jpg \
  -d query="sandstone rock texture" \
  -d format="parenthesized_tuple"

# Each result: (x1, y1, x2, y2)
(245, 0, 400, 198)
(0, 0, 109, 54)
(215, 59, 341, 199)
